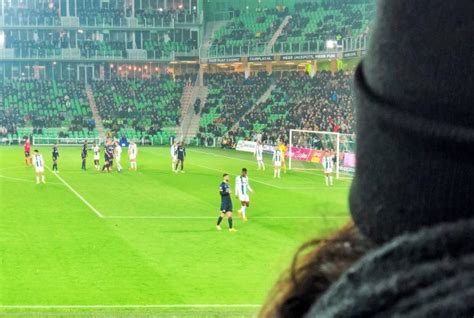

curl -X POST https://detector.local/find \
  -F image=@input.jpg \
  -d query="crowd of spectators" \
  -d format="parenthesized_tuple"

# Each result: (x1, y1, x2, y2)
(136, 8, 198, 26)
(5, 29, 195, 59)
(232, 70, 354, 143)
(209, 0, 373, 55)
(3, 4, 199, 27)
(197, 72, 271, 140)
(92, 75, 184, 137)
(211, 7, 284, 54)
(3, 5, 60, 26)
(275, 0, 374, 52)
(77, 8, 128, 26)
(0, 80, 94, 138)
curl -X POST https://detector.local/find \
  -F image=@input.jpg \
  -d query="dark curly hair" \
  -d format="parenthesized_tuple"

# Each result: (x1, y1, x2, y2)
(260, 221, 376, 318)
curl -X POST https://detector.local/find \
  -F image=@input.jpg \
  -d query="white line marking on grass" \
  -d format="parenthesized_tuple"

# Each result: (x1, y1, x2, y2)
(190, 149, 353, 183)
(190, 162, 347, 191)
(0, 175, 63, 185)
(104, 215, 348, 220)
(190, 149, 261, 164)
(46, 166, 104, 219)
(0, 304, 262, 309)
(188, 162, 283, 189)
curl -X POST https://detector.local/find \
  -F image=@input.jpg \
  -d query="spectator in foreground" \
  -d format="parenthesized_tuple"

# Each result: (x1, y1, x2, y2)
(260, 0, 474, 317)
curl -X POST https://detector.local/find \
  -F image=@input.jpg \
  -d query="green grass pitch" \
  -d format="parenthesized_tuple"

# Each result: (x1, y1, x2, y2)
(0, 146, 350, 317)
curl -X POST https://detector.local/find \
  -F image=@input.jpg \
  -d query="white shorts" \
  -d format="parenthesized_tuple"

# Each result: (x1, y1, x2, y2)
(129, 155, 136, 161)
(172, 155, 178, 162)
(35, 167, 44, 173)
(256, 156, 263, 161)
(325, 168, 333, 174)
(115, 156, 121, 162)
(274, 162, 282, 168)
(94, 155, 100, 160)
(239, 194, 250, 202)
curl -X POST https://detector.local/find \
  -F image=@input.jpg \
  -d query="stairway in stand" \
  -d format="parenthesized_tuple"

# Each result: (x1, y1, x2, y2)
(265, 15, 292, 54)
(85, 84, 106, 140)
(229, 84, 276, 133)
(177, 84, 209, 143)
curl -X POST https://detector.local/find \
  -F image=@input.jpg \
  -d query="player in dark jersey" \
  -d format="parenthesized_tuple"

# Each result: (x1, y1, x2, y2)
(102, 140, 115, 172)
(52, 144, 59, 173)
(216, 173, 237, 232)
(174, 142, 186, 173)
(81, 141, 88, 170)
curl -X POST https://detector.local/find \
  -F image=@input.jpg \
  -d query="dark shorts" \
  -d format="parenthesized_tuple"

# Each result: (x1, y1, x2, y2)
(220, 200, 233, 213)
(24, 151, 30, 157)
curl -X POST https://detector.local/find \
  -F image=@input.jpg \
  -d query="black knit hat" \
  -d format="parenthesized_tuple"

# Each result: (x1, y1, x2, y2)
(349, 0, 474, 243)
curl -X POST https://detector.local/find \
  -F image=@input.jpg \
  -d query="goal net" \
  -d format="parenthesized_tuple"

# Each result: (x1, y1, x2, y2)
(288, 129, 356, 179)
(33, 136, 103, 146)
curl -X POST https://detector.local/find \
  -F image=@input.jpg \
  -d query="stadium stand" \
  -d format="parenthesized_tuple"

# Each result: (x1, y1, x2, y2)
(211, 8, 284, 55)
(207, 0, 374, 55)
(274, 0, 374, 53)
(232, 71, 354, 143)
(77, 8, 128, 27)
(92, 76, 184, 143)
(3, 4, 61, 26)
(0, 80, 96, 140)
(198, 72, 272, 139)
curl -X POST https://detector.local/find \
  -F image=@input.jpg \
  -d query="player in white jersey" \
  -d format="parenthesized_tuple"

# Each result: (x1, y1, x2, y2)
(114, 141, 123, 172)
(128, 141, 138, 171)
(254, 141, 265, 171)
(235, 168, 253, 221)
(322, 150, 334, 186)
(32, 149, 45, 184)
(273, 146, 283, 178)
(170, 141, 178, 172)
(93, 143, 100, 171)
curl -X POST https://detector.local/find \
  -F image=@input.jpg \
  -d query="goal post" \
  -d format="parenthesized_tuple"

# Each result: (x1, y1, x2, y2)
(288, 129, 355, 179)
(33, 136, 103, 146)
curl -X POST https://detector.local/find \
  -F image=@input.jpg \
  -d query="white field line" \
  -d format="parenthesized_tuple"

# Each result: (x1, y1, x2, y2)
(188, 162, 283, 189)
(0, 175, 63, 185)
(46, 166, 104, 219)
(189, 162, 347, 191)
(0, 304, 261, 309)
(104, 215, 349, 219)
(189, 149, 353, 183)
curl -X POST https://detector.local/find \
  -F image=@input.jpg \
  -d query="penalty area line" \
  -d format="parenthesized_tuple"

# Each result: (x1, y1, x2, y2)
(46, 166, 104, 219)
(0, 304, 262, 309)
(104, 216, 349, 220)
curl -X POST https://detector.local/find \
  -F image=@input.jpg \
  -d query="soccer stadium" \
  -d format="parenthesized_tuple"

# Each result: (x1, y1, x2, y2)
(2, 0, 472, 317)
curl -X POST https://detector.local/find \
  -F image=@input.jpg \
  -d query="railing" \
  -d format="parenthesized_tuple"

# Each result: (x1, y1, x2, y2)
(1, 15, 61, 26)
(78, 16, 128, 27)
(203, 36, 368, 59)
(342, 35, 369, 52)
(0, 48, 176, 61)
(0, 12, 202, 28)
(204, 40, 341, 58)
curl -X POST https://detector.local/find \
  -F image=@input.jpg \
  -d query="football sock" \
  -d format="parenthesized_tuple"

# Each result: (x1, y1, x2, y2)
(241, 207, 246, 219)
(325, 176, 329, 186)
(36, 176, 40, 183)
(329, 176, 333, 186)
(41, 176, 45, 183)
(228, 217, 233, 229)
(217, 216, 223, 225)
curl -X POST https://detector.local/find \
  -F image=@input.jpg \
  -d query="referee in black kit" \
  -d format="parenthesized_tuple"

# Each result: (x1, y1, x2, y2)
(81, 140, 88, 170)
